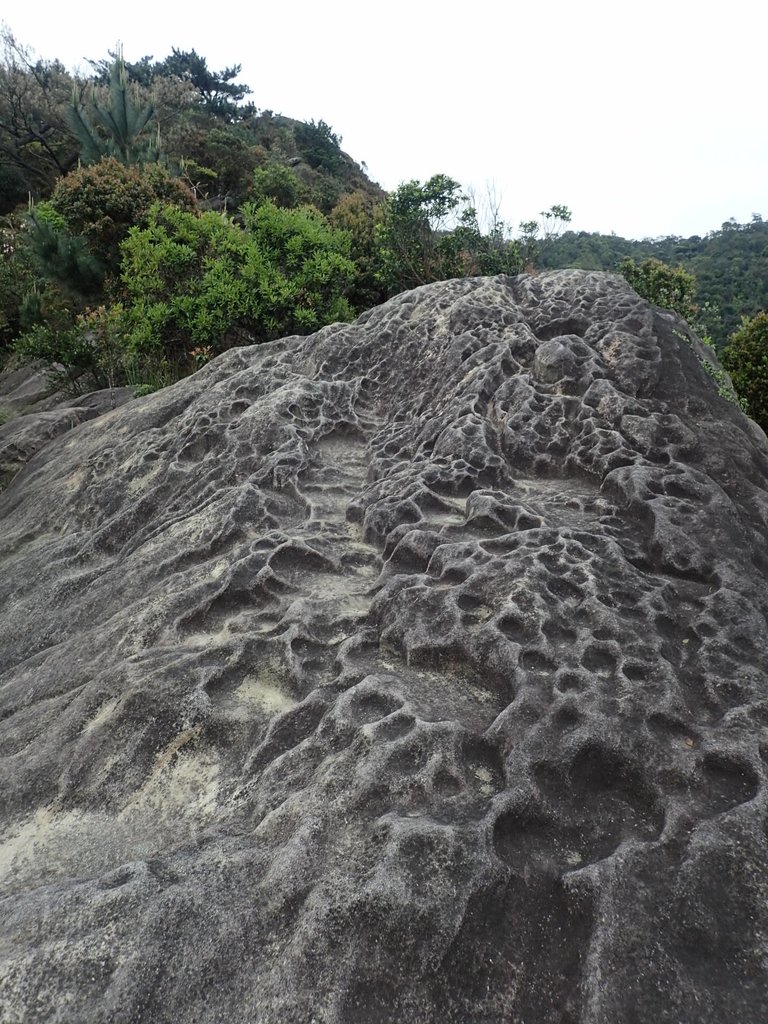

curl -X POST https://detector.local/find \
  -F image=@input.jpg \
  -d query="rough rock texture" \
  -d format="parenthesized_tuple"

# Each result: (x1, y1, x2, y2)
(1, 271, 768, 1023)
(0, 361, 134, 488)
(0, 361, 62, 412)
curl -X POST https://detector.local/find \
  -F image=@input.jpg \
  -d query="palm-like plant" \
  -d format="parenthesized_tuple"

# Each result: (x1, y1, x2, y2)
(67, 46, 160, 166)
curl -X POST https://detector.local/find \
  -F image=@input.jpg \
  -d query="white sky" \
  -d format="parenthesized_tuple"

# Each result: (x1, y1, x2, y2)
(4, 0, 767, 239)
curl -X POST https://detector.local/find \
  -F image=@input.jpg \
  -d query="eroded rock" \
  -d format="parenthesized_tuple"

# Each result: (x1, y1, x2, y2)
(1, 271, 767, 1023)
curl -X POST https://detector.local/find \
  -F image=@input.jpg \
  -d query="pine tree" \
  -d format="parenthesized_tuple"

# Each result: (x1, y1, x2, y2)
(26, 211, 105, 297)
(67, 47, 160, 166)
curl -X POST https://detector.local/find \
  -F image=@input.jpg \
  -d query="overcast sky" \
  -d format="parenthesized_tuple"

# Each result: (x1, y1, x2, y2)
(4, 1, 766, 240)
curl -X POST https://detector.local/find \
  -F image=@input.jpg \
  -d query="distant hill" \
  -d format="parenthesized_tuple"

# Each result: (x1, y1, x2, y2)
(540, 217, 768, 347)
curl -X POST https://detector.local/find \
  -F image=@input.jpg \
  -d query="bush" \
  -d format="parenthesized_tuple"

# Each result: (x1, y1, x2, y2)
(0, 217, 36, 351)
(165, 120, 267, 205)
(243, 199, 356, 332)
(251, 163, 303, 208)
(14, 303, 125, 393)
(330, 191, 387, 311)
(619, 257, 697, 321)
(119, 202, 356, 357)
(721, 312, 768, 431)
(48, 158, 196, 268)
(294, 119, 342, 172)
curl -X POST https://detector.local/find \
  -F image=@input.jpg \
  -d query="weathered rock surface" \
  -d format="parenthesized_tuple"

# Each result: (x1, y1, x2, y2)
(0, 361, 135, 488)
(0, 360, 63, 412)
(1, 271, 767, 1023)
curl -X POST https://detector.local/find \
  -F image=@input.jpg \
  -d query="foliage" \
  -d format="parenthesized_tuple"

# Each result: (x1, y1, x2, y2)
(518, 205, 572, 266)
(295, 120, 342, 172)
(87, 46, 253, 121)
(14, 264, 98, 392)
(14, 320, 99, 391)
(13, 294, 181, 395)
(13, 159, 196, 378)
(251, 163, 303, 208)
(0, 216, 36, 350)
(67, 49, 160, 166)
(48, 157, 195, 268)
(450, 206, 523, 277)
(169, 123, 267, 207)
(542, 216, 768, 347)
(118, 203, 355, 356)
(299, 170, 343, 214)
(539, 204, 572, 240)
(241, 200, 355, 328)
(375, 176, 535, 295)
(376, 175, 466, 293)
(0, 28, 78, 207)
(330, 191, 387, 311)
(721, 312, 768, 431)
(150, 49, 253, 119)
(619, 256, 697, 321)
(25, 207, 106, 298)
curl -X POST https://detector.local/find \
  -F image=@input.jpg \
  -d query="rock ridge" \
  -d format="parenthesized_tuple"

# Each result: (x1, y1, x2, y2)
(1, 270, 767, 1023)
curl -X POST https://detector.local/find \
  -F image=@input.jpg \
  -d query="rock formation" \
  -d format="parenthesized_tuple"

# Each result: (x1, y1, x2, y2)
(0, 362, 133, 490)
(1, 271, 767, 1023)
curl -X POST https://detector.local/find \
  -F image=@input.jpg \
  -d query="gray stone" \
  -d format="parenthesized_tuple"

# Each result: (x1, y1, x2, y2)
(1, 271, 767, 1023)
(0, 387, 134, 488)
(0, 360, 63, 411)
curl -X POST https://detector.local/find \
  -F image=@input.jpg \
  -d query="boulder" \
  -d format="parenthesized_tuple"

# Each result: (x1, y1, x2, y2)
(1, 271, 767, 1023)
(0, 360, 63, 411)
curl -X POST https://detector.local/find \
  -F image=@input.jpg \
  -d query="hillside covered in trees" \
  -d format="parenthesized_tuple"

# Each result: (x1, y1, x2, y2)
(540, 217, 768, 348)
(1, 29, 766, 429)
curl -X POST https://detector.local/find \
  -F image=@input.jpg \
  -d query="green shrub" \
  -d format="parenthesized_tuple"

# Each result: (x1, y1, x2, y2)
(119, 202, 355, 357)
(330, 191, 387, 311)
(620, 256, 697, 321)
(376, 175, 465, 294)
(294, 119, 342, 172)
(165, 121, 267, 205)
(722, 312, 768, 431)
(251, 163, 303, 208)
(14, 302, 126, 392)
(48, 157, 196, 268)
(0, 217, 36, 350)
(243, 200, 355, 333)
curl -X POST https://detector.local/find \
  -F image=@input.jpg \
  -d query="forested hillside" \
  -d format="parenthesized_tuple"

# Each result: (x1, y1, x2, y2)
(541, 217, 768, 347)
(1, 29, 766, 430)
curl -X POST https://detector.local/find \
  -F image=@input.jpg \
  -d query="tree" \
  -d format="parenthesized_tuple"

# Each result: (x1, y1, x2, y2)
(0, 28, 78, 207)
(87, 46, 253, 120)
(540, 204, 572, 240)
(721, 312, 768, 432)
(517, 204, 572, 267)
(0, 214, 36, 353)
(67, 48, 160, 166)
(330, 191, 387, 311)
(295, 120, 342, 172)
(619, 256, 697, 322)
(450, 205, 523, 278)
(376, 174, 465, 293)
(154, 49, 253, 119)
(86, 52, 157, 89)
